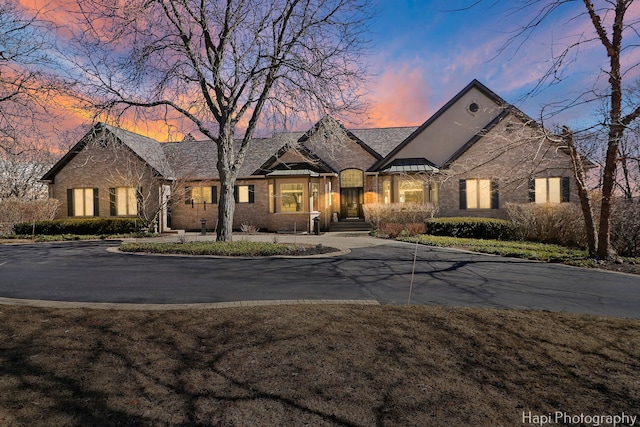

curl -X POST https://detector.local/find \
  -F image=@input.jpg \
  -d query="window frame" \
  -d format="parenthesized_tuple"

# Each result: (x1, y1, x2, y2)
(280, 182, 304, 212)
(459, 179, 499, 210)
(530, 177, 570, 204)
(68, 187, 98, 217)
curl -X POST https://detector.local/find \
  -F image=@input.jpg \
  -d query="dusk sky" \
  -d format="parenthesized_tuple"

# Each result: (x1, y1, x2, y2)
(16, 0, 640, 141)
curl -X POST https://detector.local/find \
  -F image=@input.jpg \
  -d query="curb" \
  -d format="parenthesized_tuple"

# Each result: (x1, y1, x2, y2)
(0, 297, 380, 311)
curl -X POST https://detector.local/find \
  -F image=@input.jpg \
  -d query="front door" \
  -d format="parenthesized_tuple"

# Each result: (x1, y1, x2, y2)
(340, 188, 363, 219)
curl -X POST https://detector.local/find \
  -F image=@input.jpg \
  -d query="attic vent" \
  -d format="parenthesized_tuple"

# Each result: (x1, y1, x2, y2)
(468, 102, 480, 114)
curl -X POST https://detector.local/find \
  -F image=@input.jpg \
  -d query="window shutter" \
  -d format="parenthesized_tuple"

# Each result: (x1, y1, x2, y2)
(561, 177, 570, 202)
(93, 188, 99, 217)
(67, 189, 74, 217)
(459, 179, 467, 210)
(234, 186, 238, 203)
(137, 187, 143, 215)
(109, 188, 116, 216)
(491, 180, 499, 209)
(211, 186, 218, 204)
(248, 185, 255, 203)
(528, 178, 536, 203)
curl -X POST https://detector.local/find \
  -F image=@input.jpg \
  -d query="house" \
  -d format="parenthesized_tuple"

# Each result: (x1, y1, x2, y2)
(41, 80, 579, 233)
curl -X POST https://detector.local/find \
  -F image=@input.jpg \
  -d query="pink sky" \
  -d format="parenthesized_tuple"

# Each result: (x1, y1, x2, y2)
(11, 0, 640, 142)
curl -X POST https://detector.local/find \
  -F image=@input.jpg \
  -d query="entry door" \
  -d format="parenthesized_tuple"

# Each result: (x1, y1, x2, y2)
(340, 188, 363, 219)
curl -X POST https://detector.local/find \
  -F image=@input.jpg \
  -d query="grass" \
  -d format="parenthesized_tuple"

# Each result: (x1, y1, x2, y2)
(398, 235, 601, 266)
(0, 232, 153, 243)
(120, 241, 336, 256)
(0, 304, 638, 426)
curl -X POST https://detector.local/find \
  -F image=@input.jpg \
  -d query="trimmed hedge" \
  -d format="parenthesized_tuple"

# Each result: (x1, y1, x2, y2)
(425, 217, 523, 240)
(13, 218, 142, 236)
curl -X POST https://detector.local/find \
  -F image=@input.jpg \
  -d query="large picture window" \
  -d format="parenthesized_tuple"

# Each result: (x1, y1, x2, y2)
(398, 180, 424, 203)
(281, 183, 304, 212)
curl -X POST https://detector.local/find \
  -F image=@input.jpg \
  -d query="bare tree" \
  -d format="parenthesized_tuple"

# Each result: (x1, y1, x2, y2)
(0, 0, 61, 154)
(496, 0, 640, 259)
(65, 0, 373, 241)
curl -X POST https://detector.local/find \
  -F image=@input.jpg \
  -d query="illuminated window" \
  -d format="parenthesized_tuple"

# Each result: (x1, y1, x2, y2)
(460, 179, 498, 209)
(383, 180, 391, 204)
(531, 177, 569, 203)
(311, 183, 319, 211)
(116, 187, 138, 216)
(72, 188, 95, 217)
(269, 183, 274, 213)
(281, 183, 304, 212)
(340, 169, 363, 188)
(398, 180, 424, 203)
(235, 185, 254, 203)
(185, 186, 216, 204)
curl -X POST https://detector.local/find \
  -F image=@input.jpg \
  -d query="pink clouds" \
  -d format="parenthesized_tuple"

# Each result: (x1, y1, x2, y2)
(362, 64, 434, 128)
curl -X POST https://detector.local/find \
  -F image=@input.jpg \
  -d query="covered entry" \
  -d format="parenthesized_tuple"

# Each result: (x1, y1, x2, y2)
(339, 169, 364, 219)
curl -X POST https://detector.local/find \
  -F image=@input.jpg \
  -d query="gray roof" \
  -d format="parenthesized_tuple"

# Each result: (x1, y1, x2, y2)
(103, 124, 175, 179)
(162, 136, 288, 179)
(349, 127, 418, 158)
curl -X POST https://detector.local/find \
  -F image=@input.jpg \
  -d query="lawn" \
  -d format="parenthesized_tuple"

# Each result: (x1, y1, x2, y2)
(0, 304, 638, 426)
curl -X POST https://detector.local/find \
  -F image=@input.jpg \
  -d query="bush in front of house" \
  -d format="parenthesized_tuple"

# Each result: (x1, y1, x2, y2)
(364, 203, 436, 237)
(611, 200, 640, 257)
(425, 217, 523, 240)
(0, 198, 60, 234)
(505, 202, 588, 248)
(13, 218, 142, 235)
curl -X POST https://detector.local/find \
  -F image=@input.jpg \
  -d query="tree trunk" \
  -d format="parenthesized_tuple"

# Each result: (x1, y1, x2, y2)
(216, 132, 237, 242)
(563, 127, 597, 257)
(216, 175, 235, 242)
(596, 134, 620, 259)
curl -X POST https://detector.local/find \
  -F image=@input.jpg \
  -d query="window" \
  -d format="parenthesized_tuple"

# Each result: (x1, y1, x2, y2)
(185, 186, 217, 204)
(311, 183, 319, 211)
(530, 177, 570, 203)
(383, 180, 391, 204)
(398, 179, 424, 203)
(234, 185, 254, 203)
(110, 187, 138, 216)
(459, 179, 499, 209)
(281, 183, 304, 212)
(68, 188, 97, 217)
(340, 169, 363, 188)
(269, 183, 275, 213)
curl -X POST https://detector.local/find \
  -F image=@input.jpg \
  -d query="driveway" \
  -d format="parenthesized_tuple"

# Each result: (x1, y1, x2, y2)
(0, 237, 638, 318)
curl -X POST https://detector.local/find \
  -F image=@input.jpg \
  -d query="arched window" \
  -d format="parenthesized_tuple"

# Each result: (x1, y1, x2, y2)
(340, 169, 363, 188)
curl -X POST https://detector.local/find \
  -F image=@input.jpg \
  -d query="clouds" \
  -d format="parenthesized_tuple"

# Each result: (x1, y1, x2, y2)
(361, 63, 434, 128)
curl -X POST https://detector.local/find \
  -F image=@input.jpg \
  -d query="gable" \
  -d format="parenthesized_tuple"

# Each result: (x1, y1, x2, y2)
(42, 123, 174, 183)
(372, 80, 507, 171)
(301, 116, 380, 173)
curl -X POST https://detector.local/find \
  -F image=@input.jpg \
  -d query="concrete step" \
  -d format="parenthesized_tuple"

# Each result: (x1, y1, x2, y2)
(328, 221, 373, 232)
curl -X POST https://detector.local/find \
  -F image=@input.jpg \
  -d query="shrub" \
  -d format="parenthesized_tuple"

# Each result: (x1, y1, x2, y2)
(505, 202, 588, 248)
(364, 203, 436, 237)
(611, 200, 640, 257)
(13, 217, 142, 235)
(363, 203, 437, 227)
(425, 217, 523, 240)
(0, 198, 60, 234)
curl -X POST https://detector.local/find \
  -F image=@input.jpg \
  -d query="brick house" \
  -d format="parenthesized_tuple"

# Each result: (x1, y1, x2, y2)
(41, 80, 579, 233)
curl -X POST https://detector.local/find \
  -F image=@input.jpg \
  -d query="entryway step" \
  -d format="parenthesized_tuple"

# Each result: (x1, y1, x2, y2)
(328, 221, 373, 232)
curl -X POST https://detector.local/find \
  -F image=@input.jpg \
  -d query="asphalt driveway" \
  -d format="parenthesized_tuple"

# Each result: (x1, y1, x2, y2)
(0, 239, 638, 318)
